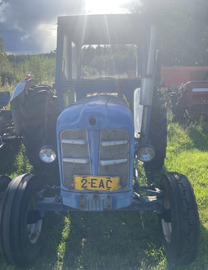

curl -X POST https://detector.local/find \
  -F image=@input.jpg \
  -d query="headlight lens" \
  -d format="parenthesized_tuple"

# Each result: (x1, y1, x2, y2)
(39, 146, 56, 163)
(137, 145, 155, 162)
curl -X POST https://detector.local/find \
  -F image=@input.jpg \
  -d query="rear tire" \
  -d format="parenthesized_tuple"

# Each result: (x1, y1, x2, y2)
(145, 93, 167, 171)
(0, 174, 44, 266)
(159, 172, 200, 266)
(19, 85, 59, 168)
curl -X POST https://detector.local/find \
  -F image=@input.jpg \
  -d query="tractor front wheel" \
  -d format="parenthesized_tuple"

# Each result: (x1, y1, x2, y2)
(0, 174, 44, 266)
(159, 172, 200, 266)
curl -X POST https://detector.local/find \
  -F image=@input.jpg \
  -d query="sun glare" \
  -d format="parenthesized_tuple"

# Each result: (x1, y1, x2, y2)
(85, 0, 129, 14)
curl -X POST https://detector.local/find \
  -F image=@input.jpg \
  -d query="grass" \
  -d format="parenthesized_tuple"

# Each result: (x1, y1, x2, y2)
(0, 119, 208, 269)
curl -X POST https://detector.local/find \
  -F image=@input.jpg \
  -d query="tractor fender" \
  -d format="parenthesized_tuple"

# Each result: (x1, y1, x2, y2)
(11, 78, 36, 102)
(12, 80, 27, 101)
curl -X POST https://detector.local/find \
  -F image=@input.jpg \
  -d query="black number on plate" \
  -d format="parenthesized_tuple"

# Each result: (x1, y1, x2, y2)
(81, 178, 87, 189)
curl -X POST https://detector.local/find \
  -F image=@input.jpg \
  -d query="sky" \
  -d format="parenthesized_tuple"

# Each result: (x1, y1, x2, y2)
(0, 0, 139, 55)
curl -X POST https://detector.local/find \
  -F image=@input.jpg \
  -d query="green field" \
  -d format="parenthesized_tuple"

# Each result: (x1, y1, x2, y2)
(0, 119, 208, 270)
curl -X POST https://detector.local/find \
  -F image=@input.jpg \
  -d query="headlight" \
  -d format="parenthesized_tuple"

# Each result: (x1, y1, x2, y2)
(137, 145, 155, 162)
(39, 146, 56, 163)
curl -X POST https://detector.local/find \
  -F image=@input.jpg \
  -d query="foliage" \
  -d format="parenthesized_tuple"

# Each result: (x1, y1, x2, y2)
(1, 43, 138, 86)
(137, 0, 208, 66)
(0, 40, 56, 88)
(81, 44, 137, 78)
(0, 37, 16, 86)
(8, 52, 56, 83)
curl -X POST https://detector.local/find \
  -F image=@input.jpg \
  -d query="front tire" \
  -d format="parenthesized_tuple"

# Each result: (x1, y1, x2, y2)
(0, 174, 44, 266)
(159, 172, 200, 266)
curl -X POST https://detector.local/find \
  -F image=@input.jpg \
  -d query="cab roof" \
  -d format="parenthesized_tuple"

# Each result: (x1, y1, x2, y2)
(57, 14, 150, 45)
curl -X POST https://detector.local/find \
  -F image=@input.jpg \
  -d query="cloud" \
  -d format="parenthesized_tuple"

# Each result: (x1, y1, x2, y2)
(0, 0, 85, 54)
(0, 0, 139, 54)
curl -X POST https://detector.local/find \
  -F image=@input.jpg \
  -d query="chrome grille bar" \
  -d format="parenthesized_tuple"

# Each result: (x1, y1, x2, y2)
(62, 139, 87, 145)
(101, 140, 128, 146)
(100, 158, 128, 166)
(63, 158, 89, 164)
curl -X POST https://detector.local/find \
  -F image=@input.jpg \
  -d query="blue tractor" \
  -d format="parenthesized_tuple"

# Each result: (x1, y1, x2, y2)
(2, 14, 199, 267)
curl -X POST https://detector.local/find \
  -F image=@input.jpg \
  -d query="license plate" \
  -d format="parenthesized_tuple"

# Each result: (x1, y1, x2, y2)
(74, 175, 120, 191)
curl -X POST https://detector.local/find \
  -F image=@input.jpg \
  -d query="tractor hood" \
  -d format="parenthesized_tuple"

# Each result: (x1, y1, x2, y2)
(57, 95, 134, 133)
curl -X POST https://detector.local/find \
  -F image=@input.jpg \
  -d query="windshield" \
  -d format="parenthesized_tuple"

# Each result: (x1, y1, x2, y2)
(81, 44, 138, 79)
(61, 39, 139, 80)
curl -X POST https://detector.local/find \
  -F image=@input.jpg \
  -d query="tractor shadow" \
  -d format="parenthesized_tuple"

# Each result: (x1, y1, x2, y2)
(58, 167, 166, 269)
(60, 211, 163, 270)
(59, 166, 168, 269)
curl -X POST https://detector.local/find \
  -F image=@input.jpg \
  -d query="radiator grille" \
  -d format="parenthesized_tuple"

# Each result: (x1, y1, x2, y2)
(99, 130, 129, 188)
(60, 129, 129, 190)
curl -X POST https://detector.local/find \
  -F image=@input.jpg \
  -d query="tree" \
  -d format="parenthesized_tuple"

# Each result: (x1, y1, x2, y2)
(137, 0, 208, 66)
(0, 36, 16, 86)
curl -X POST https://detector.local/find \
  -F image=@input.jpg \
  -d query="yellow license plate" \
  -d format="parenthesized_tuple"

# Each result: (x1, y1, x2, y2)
(74, 175, 120, 191)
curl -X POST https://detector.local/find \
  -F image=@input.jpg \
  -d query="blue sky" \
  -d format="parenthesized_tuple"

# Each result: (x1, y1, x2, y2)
(0, 0, 139, 54)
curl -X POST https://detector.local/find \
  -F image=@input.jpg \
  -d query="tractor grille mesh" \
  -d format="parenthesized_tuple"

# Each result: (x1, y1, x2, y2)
(99, 130, 129, 188)
(60, 129, 129, 190)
